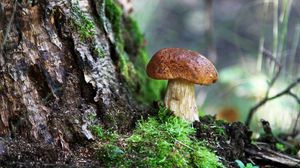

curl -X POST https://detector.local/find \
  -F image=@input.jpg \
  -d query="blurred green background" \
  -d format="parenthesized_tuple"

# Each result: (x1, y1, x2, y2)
(130, 0, 300, 135)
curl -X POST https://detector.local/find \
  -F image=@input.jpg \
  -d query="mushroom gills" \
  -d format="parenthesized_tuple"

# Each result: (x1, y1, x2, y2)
(164, 79, 199, 122)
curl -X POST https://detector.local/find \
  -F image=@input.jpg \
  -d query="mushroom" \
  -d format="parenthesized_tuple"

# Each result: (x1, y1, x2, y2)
(146, 48, 218, 122)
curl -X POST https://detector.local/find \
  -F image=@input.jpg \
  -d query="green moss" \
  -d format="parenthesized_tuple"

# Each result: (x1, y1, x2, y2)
(214, 127, 226, 136)
(198, 109, 206, 117)
(135, 47, 167, 103)
(102, 114, 118, 129)
(91, 125, 127, 167)
(105, 0, 123, 42)
(275, 143, 286, 152)
(102, 1, 166, 102)
(91, 125, 119, 142)
(214, 120, 226, 136)
(91, 125, 104, 139)
(104, 0, 127, 76)
(95, 106, 224, 168)
(126, 17, 144, 47)
(92, 45, 106, 58)
(97, 144, 127, 167)
(125, 17, 167, 103)
(69, 2, 109, 59)
(117, 43, 130, 79)
(126, 107, 223, 167)
(70, 3, 96, 40)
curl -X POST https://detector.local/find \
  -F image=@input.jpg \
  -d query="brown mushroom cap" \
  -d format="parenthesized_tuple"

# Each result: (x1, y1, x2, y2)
(146, 48, 218, 85)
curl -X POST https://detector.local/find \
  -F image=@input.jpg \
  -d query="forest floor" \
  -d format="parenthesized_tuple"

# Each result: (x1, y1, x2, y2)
(194, 116, 300, 167)
(0, 108, 300, 168)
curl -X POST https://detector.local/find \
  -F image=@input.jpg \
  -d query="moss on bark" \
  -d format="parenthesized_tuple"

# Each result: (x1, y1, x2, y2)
(104, 0, 166, 104)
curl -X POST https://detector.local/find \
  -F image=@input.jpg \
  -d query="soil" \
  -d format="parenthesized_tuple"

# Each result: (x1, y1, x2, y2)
(0, 137, 100, 168)
(193, 116, 252, 168)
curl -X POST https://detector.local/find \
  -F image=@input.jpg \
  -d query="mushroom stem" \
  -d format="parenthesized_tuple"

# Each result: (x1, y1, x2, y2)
(164, 79, 199, 122)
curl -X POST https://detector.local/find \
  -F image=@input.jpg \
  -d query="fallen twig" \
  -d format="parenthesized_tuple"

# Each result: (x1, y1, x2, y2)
(245, 144, 300, 167)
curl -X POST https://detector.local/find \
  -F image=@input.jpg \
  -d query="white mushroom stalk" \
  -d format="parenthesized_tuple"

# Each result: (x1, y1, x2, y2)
(164, 79, 198, 122)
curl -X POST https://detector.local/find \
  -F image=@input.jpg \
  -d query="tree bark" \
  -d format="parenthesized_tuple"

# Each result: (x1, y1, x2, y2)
(0, 0, 152, 166)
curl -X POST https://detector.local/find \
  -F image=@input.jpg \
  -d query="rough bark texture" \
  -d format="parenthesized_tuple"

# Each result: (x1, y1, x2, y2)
(0, 0, 151, 166)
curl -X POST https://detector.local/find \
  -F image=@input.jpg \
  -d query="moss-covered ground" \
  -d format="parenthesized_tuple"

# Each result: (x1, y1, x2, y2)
(91, 106, 224, 168)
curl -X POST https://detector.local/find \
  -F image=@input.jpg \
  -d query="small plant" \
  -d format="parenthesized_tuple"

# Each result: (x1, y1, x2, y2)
(97, 144, 127, 167)
(90, 125, 104, 139)
(275, 143, 286, 152)
(235, 160, 259, 168)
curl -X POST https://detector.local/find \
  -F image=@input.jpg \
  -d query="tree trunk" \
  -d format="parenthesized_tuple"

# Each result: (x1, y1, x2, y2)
(0, 0, 158, 166)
